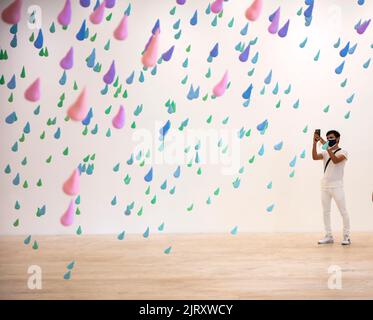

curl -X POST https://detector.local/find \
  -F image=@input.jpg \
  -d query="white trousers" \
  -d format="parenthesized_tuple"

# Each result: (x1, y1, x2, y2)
(321, 186, 350, 237)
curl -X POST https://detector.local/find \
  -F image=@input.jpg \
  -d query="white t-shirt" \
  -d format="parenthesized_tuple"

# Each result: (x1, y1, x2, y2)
(321, 148, 348, 188)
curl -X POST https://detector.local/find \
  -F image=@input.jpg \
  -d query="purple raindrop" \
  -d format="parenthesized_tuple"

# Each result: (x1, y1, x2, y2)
(60, 47, 74, 70)
(103, 60, 116, 85)
(278, 19, 290, 38)
(161, 46, 175, 62)
(268, 7, 280, 34)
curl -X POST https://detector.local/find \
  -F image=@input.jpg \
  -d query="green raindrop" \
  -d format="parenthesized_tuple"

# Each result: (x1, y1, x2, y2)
(174, 30, 182, 39)
(205, 68, 211, 78)
(32, 240, 38, 250)
(187, 204, 194, 211)
(145, 186, 150, 195)
(105, 105, 112, 114)
(113, 163, 120, 172)
(247, 68, 255, 76)
(20, 66, 26, 78)
(181, 75, 188, 84)
(49, 22, 55, 33)
(24, 235, 31, 245)
(211, 15, 218, 27)
(151, 195, 157, 204)
(76, 226, 82, 235)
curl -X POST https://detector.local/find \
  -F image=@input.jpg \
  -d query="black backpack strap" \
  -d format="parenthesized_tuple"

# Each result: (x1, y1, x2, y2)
(324, 148, 342, 173)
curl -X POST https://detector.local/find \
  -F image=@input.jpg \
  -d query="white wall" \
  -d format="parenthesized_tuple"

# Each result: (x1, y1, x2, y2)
(0, 0, 372, 235)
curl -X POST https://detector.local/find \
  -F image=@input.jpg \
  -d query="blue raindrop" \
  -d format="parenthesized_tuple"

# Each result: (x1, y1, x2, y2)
(340, 41, 350, 57)
(335, 61, 345, 74)
(76, 20, 86, 41)
(190, 10, 198, 26)
(34, 29, 43, 49)
(174, 166, 181, 178)
(7, 75, 16, 90)
(239, 43, 250, 62)
(264, 70, 272, 84)
(240, 23, 248, 36)
(274, 141, 283, 150)
(144, 167, 153, 182)
(54, 127, 61, 139)
(126, 71, 135, 84)
(59, 70, 67, 85)
(5, 112, 17, 124)
(210, 43, 219, 58)
(86, 48, 96, 68)
(242, 84, 253, 100)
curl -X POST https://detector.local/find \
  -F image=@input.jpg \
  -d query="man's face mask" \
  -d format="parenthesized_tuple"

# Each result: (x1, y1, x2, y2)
(328, 138, 337, 147)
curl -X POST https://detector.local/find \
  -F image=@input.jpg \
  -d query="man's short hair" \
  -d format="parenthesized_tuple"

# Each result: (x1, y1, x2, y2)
(326, 130, 340, 138)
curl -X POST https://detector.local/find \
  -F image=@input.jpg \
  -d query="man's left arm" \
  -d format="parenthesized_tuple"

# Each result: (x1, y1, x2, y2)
(327, 149, 347, 164)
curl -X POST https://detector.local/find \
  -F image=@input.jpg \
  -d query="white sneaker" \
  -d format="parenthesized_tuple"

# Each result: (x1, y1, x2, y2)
(341, 235, 351, 245)
(318, 235, 334, 244)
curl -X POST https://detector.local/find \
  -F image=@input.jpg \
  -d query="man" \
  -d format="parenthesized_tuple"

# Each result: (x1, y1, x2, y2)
(312, 130, 351, 245)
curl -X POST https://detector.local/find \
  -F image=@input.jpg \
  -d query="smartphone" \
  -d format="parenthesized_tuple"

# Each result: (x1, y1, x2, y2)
(315, 129, 321, 136)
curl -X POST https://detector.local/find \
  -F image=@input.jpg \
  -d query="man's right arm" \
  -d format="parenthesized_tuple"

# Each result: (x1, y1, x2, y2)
(312, 134, 323, 160)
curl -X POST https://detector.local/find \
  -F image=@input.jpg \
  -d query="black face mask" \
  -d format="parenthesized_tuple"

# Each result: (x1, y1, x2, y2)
(328, 139, 337, 147)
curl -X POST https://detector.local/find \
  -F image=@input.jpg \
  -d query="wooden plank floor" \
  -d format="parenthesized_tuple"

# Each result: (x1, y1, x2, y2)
(1, 233, 373, 299)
